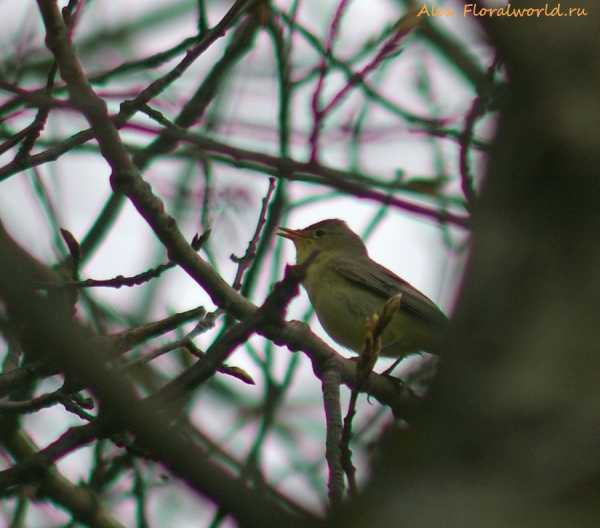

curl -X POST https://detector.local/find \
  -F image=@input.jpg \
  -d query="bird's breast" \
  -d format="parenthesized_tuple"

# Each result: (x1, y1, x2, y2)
(303, 264, 380, 352)
(302, 260, 435, 357)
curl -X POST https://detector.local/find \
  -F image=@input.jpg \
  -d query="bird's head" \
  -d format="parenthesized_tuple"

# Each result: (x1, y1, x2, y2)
(277, 219, 367, 264)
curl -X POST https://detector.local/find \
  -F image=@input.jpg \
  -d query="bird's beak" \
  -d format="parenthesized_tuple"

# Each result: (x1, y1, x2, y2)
(276, 227, 306, 240)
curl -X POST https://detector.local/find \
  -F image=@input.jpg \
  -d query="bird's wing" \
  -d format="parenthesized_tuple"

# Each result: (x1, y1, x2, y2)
(331, 256, 448, 326)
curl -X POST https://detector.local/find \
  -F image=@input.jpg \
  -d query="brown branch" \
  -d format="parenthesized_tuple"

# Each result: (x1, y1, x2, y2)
(0, 425, 123, 527)
(0, 390, 62, 415)
(316, 354, 345, 509)
(146, 257, 312, 408)
(0, 424, 96, 492)
(137, 106, 470, 228)
(0, 202, 314, 528)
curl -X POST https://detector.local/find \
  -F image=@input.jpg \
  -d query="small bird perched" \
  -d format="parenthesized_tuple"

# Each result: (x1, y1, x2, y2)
(277, 219, 447, 359)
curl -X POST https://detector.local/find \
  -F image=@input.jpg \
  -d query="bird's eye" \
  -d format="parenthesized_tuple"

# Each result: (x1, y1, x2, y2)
(315, 229, 325, 238)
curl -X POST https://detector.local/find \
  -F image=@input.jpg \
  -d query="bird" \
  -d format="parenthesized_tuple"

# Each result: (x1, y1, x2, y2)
(277, 219, 447, 359)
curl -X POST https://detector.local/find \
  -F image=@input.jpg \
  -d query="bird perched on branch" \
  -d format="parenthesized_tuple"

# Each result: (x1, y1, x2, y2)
(277, 219, 447, 360)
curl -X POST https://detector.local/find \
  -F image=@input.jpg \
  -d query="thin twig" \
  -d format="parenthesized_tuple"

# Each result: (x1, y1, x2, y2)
(459, 56, 500, 208)
(41, 230, 210, 291)
(309, 0, 352, 162)
(231, 177, 277, 291)
(340, 295, 403, 497)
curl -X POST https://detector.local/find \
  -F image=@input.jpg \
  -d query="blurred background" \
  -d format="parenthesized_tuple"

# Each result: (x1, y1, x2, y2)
(0, 0, 496, 526)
